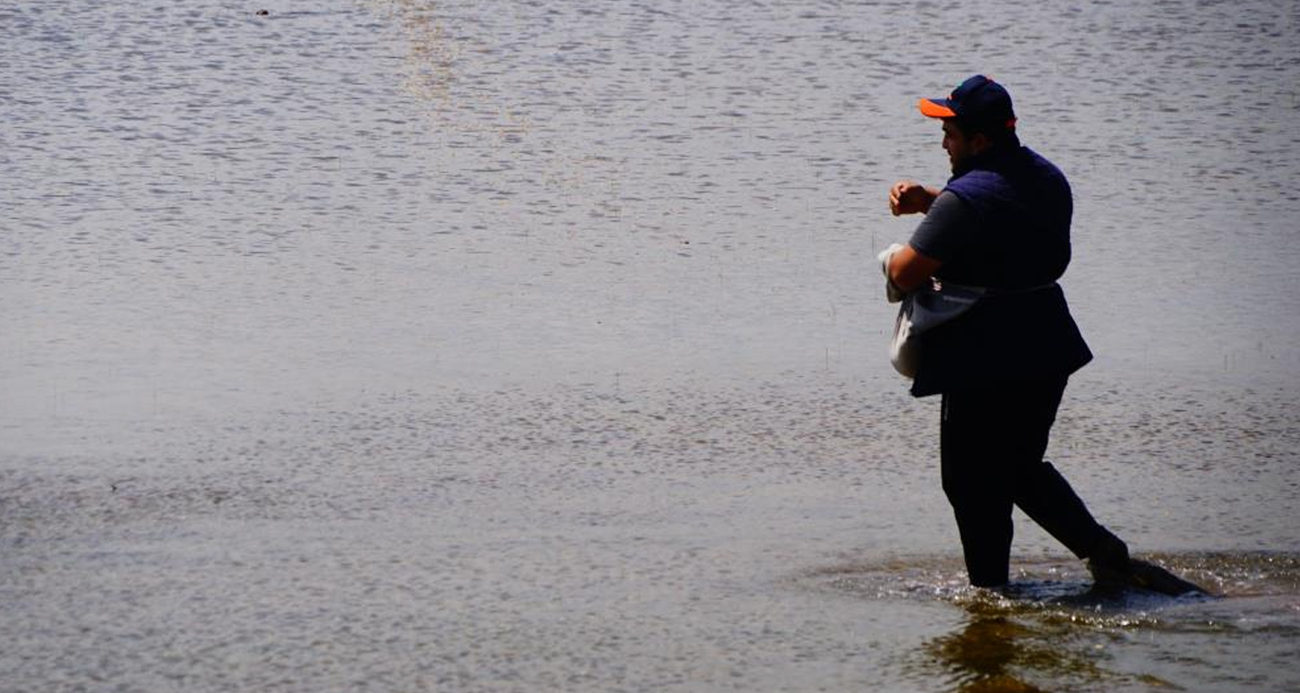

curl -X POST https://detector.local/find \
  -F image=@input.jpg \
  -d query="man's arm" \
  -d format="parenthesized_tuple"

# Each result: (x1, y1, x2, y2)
(886, 180, 946, 292)
(887, 243, 943, 293)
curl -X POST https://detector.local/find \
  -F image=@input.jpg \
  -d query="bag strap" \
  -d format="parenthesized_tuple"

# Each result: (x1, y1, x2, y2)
(938, 280, 1058, 298)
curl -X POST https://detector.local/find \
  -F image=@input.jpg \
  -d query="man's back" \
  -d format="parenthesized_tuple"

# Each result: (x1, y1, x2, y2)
(938, 145, 1073, 290)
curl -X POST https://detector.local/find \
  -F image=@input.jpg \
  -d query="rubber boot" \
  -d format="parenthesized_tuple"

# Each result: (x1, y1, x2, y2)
(1086, 531, 1207, 596)
(1084, 530, 1132, 589)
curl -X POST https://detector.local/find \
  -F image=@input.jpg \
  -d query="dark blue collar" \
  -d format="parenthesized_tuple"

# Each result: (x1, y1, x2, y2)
(949, 137, 1025, 180)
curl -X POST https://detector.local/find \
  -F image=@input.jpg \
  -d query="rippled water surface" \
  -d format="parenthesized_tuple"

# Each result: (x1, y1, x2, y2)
(3, 1, 1299, 691)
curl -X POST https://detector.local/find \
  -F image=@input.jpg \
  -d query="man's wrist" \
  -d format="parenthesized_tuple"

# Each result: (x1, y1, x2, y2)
(923, 187, 941, 211)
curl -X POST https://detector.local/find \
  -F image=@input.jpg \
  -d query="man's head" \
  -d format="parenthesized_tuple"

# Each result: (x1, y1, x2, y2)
(918, 75, 1019, 171)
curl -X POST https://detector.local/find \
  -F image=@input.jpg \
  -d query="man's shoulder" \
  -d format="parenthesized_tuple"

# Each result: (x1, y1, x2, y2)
(944, 148, 1072, 218)
(944, 168, 1012, 204)
(1021, 147, 1070, 185)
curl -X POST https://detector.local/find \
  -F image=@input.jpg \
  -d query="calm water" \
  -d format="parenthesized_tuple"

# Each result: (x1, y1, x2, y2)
(3, 1, 1299, 691)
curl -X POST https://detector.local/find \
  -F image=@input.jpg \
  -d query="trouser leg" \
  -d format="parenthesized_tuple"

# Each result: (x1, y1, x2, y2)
(999, 378, 1116, 560)
(941, 378, 1118, 586)
(1013, 462, 1111, 559)
(941, 391, 1015, 587)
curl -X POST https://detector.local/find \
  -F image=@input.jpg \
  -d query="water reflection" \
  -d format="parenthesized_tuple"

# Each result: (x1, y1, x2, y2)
(923, 603, 1111, 693)
(812, 552, 1299, 692)
(391, 1, 458, 107)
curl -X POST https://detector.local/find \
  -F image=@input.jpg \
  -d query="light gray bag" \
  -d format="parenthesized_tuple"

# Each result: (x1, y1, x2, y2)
(889, 281, 985, 378)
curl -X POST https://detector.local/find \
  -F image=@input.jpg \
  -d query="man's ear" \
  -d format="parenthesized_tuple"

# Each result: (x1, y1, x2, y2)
(970, 131, 993, 154)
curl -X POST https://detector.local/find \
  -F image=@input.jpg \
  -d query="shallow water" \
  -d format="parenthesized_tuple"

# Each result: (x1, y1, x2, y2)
(809, 551, 1300, 692)
(3, 1, 1300, 691)
(4, 380, 1298, 691)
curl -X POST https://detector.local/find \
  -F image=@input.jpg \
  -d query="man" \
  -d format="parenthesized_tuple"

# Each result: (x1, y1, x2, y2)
(884, 75, 1200, 594)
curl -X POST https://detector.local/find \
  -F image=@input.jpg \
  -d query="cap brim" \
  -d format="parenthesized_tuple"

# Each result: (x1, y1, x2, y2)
(918, 98, 957, 118)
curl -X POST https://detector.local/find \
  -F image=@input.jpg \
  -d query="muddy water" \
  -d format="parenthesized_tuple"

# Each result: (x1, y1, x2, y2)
(3, 1, 1300, 691)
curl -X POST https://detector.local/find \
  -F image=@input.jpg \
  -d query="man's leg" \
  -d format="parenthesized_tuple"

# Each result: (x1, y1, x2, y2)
(947, 378, 1204, 595)
(940, 389, 1016, 587)
(1002, 378, 1122, 561)
(1014, 462, 1120, 559)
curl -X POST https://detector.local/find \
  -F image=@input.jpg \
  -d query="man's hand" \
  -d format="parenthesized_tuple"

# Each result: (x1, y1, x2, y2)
(889, 181, 940, 216)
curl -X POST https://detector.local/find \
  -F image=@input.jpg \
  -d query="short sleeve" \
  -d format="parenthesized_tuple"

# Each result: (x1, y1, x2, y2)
(908, 190, 977, 262)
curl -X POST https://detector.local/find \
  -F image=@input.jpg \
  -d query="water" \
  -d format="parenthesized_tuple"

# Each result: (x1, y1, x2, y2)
(3, 1, 1299, 691)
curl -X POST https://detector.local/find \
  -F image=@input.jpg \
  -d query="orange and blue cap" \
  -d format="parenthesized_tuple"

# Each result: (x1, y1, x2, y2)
(918, 75, 1017, 131)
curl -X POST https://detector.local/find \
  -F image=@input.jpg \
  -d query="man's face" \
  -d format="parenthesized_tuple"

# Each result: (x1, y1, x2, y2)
(941, 119, 975, 173)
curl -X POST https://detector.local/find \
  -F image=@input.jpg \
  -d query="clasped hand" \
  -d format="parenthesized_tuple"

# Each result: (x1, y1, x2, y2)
(889, 180, 938, 216)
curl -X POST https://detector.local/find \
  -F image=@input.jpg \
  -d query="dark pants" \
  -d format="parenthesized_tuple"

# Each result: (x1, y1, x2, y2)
(940, 378, 1110, 587)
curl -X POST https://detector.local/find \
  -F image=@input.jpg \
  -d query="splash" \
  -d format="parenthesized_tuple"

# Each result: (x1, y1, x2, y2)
(802, 551, 1299, 628)
(804, 552, 1300, 692)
